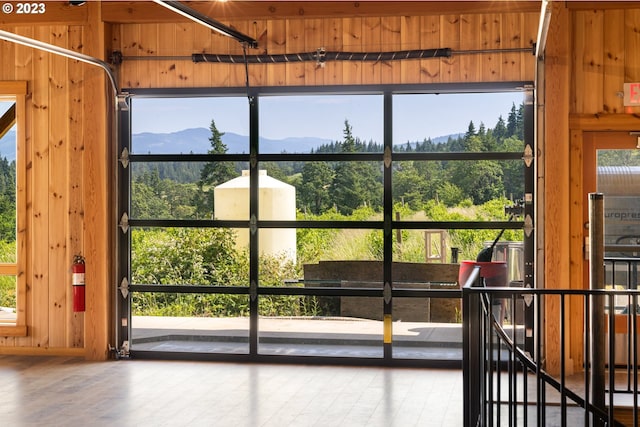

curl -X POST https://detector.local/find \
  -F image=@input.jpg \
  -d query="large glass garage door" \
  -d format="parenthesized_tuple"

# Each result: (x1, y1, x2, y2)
(114, 84, 534, 365)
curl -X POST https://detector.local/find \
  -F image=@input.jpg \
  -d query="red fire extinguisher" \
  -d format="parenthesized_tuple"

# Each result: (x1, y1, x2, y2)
(72, 255, 85, 312)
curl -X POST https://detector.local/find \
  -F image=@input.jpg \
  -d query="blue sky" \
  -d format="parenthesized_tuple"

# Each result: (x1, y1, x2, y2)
(132, 91, 524, 144)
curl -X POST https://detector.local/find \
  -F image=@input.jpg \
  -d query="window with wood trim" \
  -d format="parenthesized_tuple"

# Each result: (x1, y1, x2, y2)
(0, 81, 26, 336)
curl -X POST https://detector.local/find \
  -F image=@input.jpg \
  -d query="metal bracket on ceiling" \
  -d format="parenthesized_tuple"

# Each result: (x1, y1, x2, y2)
(117, 93, 129, 112)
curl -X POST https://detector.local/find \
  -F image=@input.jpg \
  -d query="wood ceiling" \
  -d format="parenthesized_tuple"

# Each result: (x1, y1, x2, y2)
(3, 1, 640, 27)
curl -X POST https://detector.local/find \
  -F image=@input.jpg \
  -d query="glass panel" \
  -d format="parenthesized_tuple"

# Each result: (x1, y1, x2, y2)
(131, 292, 250, 354)
(258, 295, 383, 358)
(260, 94, 384, 154)
(131, 227, 249, 287)
(393, 92, 524, 151)
(392, 226, 522, 265)
(131, 97, 249, 154)
(262, 160, 383, 218)
(392, 158, 524, 213)
(130, 161, 246, 220)
(391, 274, 461, 360)
(296, 229, 384, 266)
(597, 149, 640, 292)
(0, 275, 16, 322)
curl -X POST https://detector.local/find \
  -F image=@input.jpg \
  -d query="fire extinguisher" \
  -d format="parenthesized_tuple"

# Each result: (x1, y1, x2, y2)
(72, 255, 85, 312)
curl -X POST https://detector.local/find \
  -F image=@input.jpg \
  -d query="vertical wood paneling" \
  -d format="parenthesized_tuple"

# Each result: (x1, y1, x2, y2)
(460, 14, 481, 82)
(304, 19, 324, 86)
(544, 3, 570, 375)
(342, 17, 363, 85)
(480, 14, 501, 81)
(574, 10, 604, 114)
(361, 17, 382, 85)
(569, 129, 585, 372)
(440, 15, 461, 83)
(67, 25, 84, 348)
(113, 13, 541, 89)
(266, 20, 286, 86)
(502, 13, 522, 82)
(119, 24, 141, 88)
(32, 26, 51, 349)
(380, 16, 400, 84)
(401, 16, 420, 84)
(0, 37, 15, 80)
(285, 19, 305, 86)
(139, 24, 158, 88)
(324, 18, 343, 85)
(191, 25, 213, 87)
(521, 12, 538, 82)
(13, 27, 33, 348)
(175, 23, 195, 88)
(249, 20, 268, 87)
(83, 1, 110, 359)
(48, 26, 69, 348)
(603, 10, 625, 114)
(157, 23, 176, 88)
(420, 16, 440, 83)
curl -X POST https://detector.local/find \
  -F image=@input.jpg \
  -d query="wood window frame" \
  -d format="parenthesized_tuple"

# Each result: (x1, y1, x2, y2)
(0, 81, 27, 336)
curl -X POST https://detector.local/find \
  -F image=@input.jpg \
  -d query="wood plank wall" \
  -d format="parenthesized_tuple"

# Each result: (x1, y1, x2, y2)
(113, 13, 538, 88)
(559, 7, 640, 374)
(0, 19, 110, 358)
(0, 25, 86, 355)
(571, 8, 640, 115)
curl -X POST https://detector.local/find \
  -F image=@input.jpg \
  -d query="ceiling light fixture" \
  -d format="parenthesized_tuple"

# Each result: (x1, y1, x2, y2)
(153, 0, 258, 48)
(0, 29, 117, 94)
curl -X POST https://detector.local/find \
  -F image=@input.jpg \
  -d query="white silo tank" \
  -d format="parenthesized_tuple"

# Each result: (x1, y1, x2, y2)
(214, 170, 296, 262)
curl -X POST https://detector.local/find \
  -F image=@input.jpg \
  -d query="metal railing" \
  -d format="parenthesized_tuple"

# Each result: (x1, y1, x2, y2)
(462, 257, 640, 427)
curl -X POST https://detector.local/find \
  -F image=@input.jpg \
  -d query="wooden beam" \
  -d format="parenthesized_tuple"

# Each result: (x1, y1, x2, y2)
(0, 1, 87, 25)
(0, 264, 17, 275)
(566, 1, 640, 10)
(544, 1, 571, 377)
(569, 113, 640, 131)
(101, 1, 542, 24)
(0, 102, 15, 139)
(83, 1, 111, 361)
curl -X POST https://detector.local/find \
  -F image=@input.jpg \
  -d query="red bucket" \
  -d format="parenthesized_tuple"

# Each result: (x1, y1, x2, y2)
(458, 260, 508, 288)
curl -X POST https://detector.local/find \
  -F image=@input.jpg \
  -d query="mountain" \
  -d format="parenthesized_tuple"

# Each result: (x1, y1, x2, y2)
(0, 127, 464, 161)
(132, 127, 463, 155)
(132, 128, 333, 155)
(0, 130, 16, 161)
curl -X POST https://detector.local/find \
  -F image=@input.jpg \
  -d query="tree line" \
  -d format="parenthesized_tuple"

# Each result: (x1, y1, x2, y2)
(131, 103, 526, 219)
(0, 156, 16, 242)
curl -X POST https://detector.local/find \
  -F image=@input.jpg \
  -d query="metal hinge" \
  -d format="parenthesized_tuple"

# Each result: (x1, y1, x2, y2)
(119, 212, 129, 234)
(119, 147, 129, 168)
(109, 341, 130, 359)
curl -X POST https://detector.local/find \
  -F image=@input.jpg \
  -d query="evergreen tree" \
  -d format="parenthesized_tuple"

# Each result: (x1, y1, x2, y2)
(493, 116, 508, 143)
(507, 103, 518, 137)
(299, 162, 335, 214)
(330, 120, 383, 214)
(465, 121, 477, 140)
(195, 119, 237, 218)
(199, 119, 236, 187)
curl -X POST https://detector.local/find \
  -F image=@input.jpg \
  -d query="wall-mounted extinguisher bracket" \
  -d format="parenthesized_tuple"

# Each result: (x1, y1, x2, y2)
(72, 255, 86, 312)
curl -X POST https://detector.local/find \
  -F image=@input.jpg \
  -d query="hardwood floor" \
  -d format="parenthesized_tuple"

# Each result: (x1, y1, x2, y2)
(0, 355, 464, 426)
